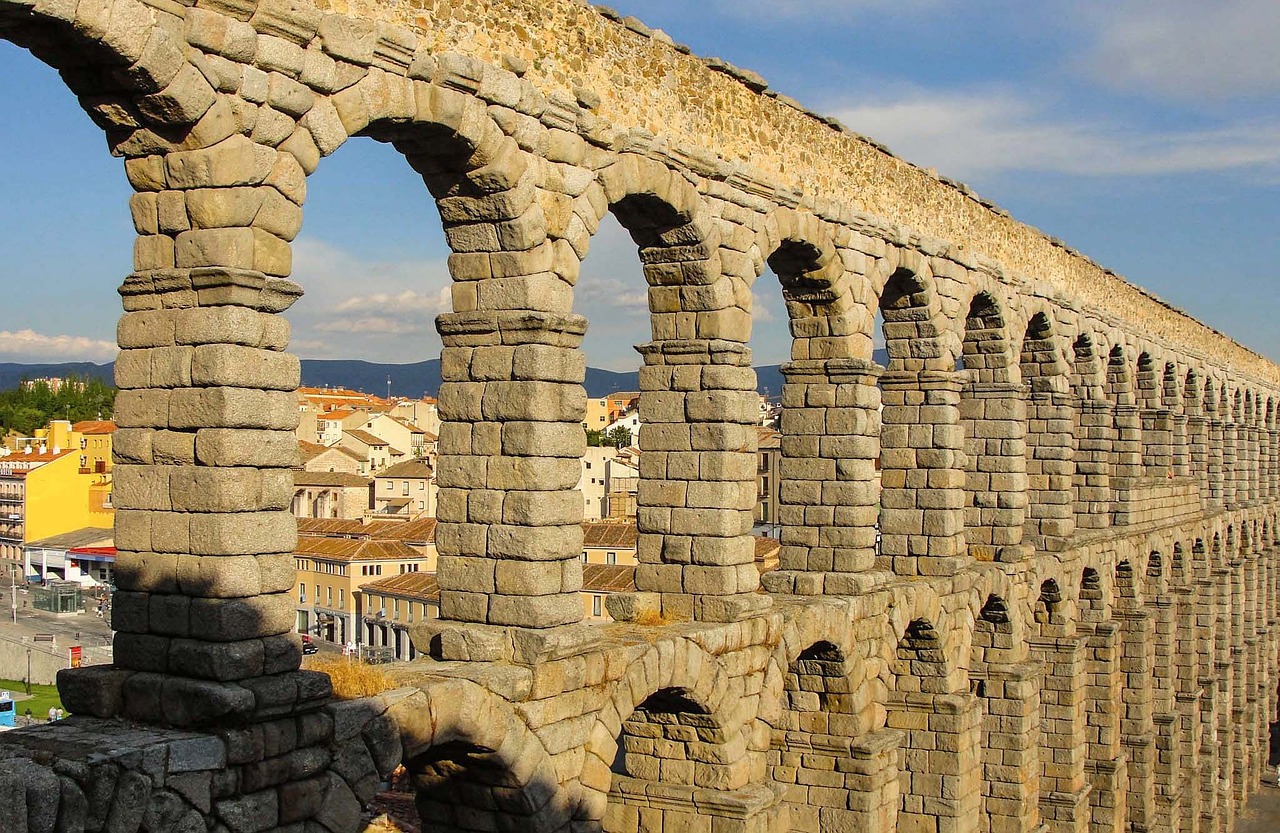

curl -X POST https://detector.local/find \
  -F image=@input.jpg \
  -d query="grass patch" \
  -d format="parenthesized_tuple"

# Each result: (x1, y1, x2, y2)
(303, 655, 396, 700)
(0, 678, 63, 719)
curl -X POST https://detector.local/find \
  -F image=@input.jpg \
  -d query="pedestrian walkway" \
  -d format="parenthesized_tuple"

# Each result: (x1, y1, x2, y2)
(1237, 778, 1280, 833)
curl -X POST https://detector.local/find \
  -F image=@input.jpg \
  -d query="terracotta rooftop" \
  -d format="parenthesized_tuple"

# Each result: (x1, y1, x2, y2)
(361, 571, 440, 603)
(582, 564, 636, 593)
(294, 516, 437, 544)
(293, 471, 372, 488)
(377, 459, 433, 479)
(71, 420, 116, 435)
(295, 536, 423, 563)
(582, 521, 638, 549)
(344, 430, 389, 447)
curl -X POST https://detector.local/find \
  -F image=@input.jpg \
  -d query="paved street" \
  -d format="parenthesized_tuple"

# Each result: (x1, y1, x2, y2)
(0, 582, 113, 668)
(1237, 777, 1280, 833)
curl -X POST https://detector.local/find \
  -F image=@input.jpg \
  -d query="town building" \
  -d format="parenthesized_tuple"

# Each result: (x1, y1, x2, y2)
(291, 471, 372, 520)
(339, 429, 401, 474)
(583, 391, 639, 432)
(358, 572, 439, 660)
(755, 427, 781, 535)
(22, 527, 114, 587)
(578, 445, 625, 520)
(299, 441, 366, 476)
(581, 520, 638, 565)
(371, 459, 436, 519)
(0, 427, 114, 575)
(293, 535, 431, 647)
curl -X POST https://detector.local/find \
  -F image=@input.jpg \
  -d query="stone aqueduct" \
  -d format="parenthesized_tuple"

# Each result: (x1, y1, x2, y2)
(0, 0, 1279, 832)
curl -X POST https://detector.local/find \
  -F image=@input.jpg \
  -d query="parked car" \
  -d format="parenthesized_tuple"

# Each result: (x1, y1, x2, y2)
(300, 634, 318, 655)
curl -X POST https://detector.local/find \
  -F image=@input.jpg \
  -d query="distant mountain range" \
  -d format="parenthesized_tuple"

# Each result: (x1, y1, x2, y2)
(0, 350, 889, 400)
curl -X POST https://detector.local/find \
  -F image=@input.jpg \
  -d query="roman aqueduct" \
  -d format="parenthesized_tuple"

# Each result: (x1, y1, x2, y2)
(0, 0, 1278, 831)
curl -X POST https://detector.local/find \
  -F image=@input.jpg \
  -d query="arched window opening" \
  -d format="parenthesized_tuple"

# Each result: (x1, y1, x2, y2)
(409, 741, 553, 832)
(612, 687, 718, 784)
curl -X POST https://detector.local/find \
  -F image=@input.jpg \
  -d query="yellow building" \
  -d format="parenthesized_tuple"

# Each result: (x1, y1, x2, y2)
(0, 436, 114, 572)
(292, 517, 439, 647)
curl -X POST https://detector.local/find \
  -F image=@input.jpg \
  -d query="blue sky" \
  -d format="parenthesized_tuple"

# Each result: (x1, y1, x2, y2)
(0, 0, 1275, 371)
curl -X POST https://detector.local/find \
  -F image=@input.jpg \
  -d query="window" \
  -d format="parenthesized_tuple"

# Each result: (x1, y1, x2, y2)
(606, 551, 617, 565)
(593, 595, 602, 617)
(393, 599, 400, 620)
(402, 481, 409, 496)
(326, 586, 332, 605)
(418, 481, 424, 490)
(385, 481, 393, 491)
(299, 585, 306, 603)
(338, 588, 345, 610)
(315, 584, 320, 603)
(585, 461, 591, 470)
(581, 551, 588, 562)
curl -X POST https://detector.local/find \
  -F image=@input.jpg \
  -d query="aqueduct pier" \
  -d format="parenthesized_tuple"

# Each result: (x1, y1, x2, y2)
(1, 0, 1279, 832)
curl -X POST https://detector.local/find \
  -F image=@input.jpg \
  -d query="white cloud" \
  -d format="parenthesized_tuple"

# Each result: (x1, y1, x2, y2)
(0, 329, 116, 362)
(1078, 0, 1280, 101)
(286, 238, 454, 360)
(832, 89, 1280, 180)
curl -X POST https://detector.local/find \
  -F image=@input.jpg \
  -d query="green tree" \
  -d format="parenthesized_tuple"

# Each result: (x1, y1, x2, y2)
(602, 425, 633, 448)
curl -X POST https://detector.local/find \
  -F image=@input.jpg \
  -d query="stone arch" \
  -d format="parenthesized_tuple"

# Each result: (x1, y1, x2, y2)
(1079, 566, 1110, 623)
(1034, 577, 1071, 635)
(385, 679, 568, 833)
(0, 0, 215, 145)
(758, 207, 860, 361)
(873, 255, 950, 372)
(596, 153, 720, 287)
(1019, 309, 1070, 394)
(959, 289, 1027, 554)
(580, 638, 748, 822)
(971, 593, 1027, 668)
(891, 618, 955, 695)
(961, 289, 1016, 384)
(1071, 330, 1106, 401)
(1106, 344, 1137, 407)
(1136, 351, 1161, 410)
(1020, 309, 1077, 550)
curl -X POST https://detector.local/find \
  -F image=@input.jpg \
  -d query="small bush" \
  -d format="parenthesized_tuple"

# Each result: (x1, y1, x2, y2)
(305, 655, 395, 700)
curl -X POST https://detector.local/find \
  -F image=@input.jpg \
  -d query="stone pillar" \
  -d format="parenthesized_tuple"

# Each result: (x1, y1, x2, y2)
(1074, 400, 1113, 532)
(977, 662, 1043, 833)
(1083, 621, 1127, 833)
(1223, 419, 1240, 508)
(1187, 415, 1210, 508)
(1030, 634, 1091, 833)
(427, 311, 589, 659)
(59, 266, 328, 729)
(886, 692, 982, 833)
(1173, 585, 1202, 833)
(878, 370, 967, 577)
(632, 338, 768, 622)
(1264, 417, 1274, 501)
(1110, 404, 1144, 526)
(1024, 391, 1078, 551)
(959, 380, 1029, 561)
(1229, 559, 1247, 808)
(1211, 562, 1237, 829)
(1171, 412, 1190, 479)
(1254, 417, 1264, 501)
(1139, 407, 1173, 479)
(1116, 608, 1156, 832)
(1148, 597, 1181, 831)
(763, 358, 882, 596)
(771, 728, 901, 833)
(1207, 413, 1226, 510)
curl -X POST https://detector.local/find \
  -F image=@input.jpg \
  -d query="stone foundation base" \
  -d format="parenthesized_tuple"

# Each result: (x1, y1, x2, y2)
(57, 665, 335, 729)
(0, 694, 404, 833)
